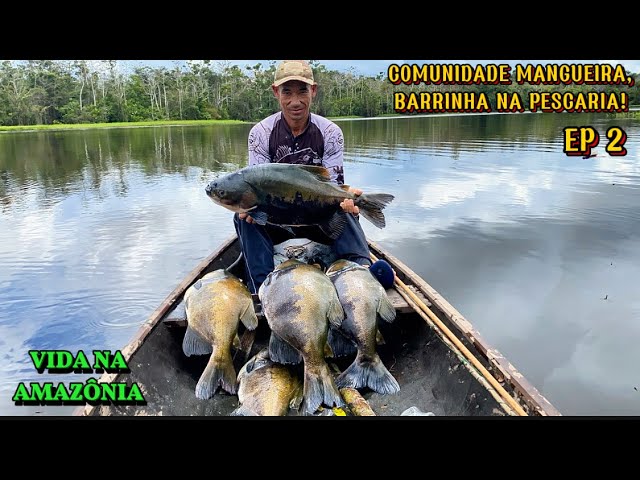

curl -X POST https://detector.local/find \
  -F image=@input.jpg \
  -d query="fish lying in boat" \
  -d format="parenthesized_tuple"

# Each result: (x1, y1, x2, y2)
(205, 163, 394, 238)
(258, 259, 345, 414)
(325, 259, 400, 395)
(182, 270, 258, 399)
(232, 349, 304, 416)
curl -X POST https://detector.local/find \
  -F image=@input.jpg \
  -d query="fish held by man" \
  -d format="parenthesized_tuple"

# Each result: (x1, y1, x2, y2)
(258, 259, 345, 414)
(205, 163, 394, 239)
(231, 349, 304, 416)
(325, 259, 400, 395)
(182, 270, 259, 399)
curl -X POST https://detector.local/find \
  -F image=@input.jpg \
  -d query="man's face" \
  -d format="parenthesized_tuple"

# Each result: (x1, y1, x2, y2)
(273, 80, 317, 123)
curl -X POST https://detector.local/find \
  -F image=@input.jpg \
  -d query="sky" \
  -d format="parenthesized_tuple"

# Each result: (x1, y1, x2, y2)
(120, 60, 640, 77)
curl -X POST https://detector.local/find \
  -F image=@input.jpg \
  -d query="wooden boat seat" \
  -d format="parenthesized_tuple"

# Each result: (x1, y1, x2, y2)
(163, 238, 431, 328)
(162, 285, 428, 329)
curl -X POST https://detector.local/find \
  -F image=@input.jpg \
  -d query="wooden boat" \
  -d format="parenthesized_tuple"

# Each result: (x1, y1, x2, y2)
(74, 235, 560, 417)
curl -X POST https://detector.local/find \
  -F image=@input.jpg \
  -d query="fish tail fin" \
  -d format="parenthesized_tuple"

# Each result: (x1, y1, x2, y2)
(290, 386, 305, 412)
(269, 332, 302, 364)
(230, 405, 259, 416)
(336, 352, 400, 395)
(323, 340, 334, 358)
(327, 326, 357, 358)
(355, 193, 395, 229)
(302, 363, 345, 414)
(195, 351, 237, 399)
(182, 325, 213, 357)
(377, 293, 397, 324)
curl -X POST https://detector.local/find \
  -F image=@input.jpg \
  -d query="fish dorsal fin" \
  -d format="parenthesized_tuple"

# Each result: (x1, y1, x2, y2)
(289, 385, 304, 412)
(296, 165, 332, 181)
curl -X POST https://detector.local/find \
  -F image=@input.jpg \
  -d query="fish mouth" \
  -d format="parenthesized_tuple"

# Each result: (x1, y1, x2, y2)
(239, 350, 272, 378)
(204, 181, 217, 197)
(205, 177, 258, 213)
(325, 260, 364, 277)
(206, 194, 230, 206)
(217, 198, 237, 207)
(208, 195, 256, 214)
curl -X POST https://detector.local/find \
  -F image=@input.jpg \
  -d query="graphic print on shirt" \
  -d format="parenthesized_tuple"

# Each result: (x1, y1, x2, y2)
(247, 112, 346, 185)
(333, 165, 344, 185)
(273, 145, 322, 165)
(248, 129, 270, 164)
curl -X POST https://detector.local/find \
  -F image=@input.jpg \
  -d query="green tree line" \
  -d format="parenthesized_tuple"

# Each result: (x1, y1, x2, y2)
(0, 60, 638, 126)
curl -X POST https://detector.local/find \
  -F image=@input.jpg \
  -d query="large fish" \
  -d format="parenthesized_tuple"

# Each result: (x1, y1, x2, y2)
(258, 259, 345, 414)
(205, 163, 394, 238)
(325, 259, 400, 395)
(182, 269, 258, 399)
(231, 349, 304, 416)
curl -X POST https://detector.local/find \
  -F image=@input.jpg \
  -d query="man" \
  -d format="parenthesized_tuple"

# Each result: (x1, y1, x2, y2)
(234, 60, 373, 295)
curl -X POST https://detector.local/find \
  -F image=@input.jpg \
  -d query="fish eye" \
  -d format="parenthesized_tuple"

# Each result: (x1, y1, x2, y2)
(218, 190, 226, 197)
(245, 360, 255, 374)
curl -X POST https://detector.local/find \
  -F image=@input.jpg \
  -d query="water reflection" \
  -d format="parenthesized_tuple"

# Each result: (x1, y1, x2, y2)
(1, 113, 639, 416)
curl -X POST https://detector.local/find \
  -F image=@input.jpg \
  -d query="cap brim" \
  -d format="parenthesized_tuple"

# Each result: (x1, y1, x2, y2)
(272, 76, 316, 87)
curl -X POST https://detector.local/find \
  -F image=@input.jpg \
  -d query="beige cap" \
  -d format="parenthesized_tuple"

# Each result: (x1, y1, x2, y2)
(273, 60, 315, 87)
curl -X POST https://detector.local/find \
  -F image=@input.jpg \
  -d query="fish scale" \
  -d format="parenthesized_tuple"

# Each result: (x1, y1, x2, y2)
(325, 259, 400, 395)
(206, 163, 394, 238)
(258, 260, 346, 414)
(182, 270, 258, 400)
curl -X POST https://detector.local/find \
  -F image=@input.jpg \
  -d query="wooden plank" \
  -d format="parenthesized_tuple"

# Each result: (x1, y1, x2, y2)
(162, 274, 430, 325)
(164, 303, 265, 329)
(164, 301, 187, 328)
(386, 287, 430, 312)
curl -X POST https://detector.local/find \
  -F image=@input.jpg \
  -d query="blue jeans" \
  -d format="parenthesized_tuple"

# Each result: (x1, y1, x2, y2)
(233, 213, 372, 294)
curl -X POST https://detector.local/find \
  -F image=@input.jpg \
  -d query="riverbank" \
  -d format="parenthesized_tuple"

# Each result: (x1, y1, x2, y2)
(0, 119, 249, 133)
(1, 110, 638, 133)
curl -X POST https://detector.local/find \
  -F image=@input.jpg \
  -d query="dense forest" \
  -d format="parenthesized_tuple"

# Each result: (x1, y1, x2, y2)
(1, 60, 638, 126)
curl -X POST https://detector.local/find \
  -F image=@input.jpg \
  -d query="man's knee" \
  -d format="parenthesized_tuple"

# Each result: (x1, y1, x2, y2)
(235, 213, 263, 240)
(233, 213, 243, 235)
(353, 256, 372, 267)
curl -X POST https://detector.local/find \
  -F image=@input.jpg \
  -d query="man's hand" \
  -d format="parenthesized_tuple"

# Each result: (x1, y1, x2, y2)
(340, 187, 362, 215)
(239, 212, 254, 224)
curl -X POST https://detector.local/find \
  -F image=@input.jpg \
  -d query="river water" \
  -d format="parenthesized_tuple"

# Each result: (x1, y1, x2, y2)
(1, 112, 639, 416)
